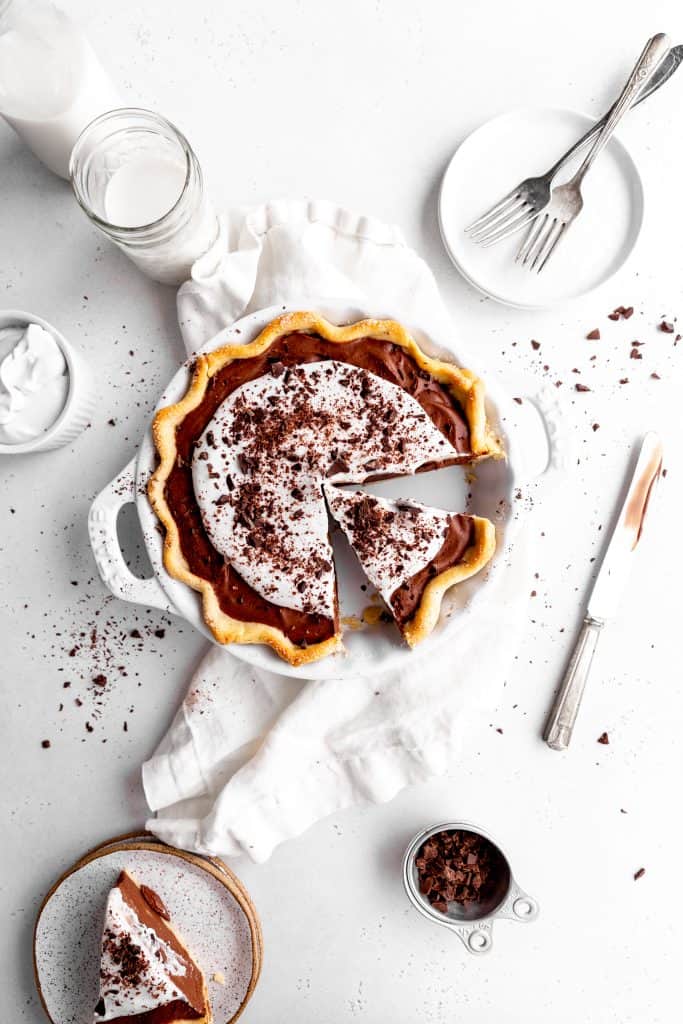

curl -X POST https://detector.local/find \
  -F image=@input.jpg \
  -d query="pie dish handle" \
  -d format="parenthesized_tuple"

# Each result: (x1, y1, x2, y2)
(517, 384, 571, 496)
(88, 457, 176, 613)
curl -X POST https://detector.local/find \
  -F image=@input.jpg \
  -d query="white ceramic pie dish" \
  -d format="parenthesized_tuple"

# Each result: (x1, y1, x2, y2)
(89, 300, 567, 679)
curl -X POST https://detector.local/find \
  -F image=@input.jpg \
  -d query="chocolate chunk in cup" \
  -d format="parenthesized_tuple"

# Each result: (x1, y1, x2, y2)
(402, 821, 539, 954)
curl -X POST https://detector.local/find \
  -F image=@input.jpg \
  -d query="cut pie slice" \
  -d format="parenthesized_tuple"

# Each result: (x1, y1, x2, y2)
(94, 869, 211, 1023)
(325, 487, 495, 646)
(149, 311, 502, 665)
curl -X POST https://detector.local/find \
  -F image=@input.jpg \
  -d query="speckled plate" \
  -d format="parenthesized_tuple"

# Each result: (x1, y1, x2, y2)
(33, 836, 262, 1024)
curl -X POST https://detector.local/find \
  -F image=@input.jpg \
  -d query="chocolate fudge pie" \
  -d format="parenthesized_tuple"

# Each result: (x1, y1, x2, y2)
(325, 488, 495, 646)
(94, 870, 210, 1023)
(149, 311, 502, 665)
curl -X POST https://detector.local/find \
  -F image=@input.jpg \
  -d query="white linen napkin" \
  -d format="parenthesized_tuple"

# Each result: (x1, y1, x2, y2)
(142, 199, 527, 863)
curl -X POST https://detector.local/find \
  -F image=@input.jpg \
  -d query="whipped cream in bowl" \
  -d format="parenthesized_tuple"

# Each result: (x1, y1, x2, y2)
(0, 311, 95, 454)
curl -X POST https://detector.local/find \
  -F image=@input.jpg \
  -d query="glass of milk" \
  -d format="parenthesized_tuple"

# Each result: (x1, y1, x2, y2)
(0, 0, 121, 178)
(70, 108, 220, 286)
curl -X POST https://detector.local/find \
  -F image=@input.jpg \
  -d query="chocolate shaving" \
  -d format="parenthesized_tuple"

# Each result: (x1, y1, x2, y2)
(140, 884, 171, 921)
(415, 829, 507, 912)
(608, 306, 634, 321)
(586, 328, 600, 340)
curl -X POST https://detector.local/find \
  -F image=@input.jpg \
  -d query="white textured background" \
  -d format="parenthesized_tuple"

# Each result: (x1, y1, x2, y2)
(1, 1, 683, 1021)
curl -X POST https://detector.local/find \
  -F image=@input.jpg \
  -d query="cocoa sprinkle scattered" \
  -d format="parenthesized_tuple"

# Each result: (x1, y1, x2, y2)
(608, 305, 634, 321)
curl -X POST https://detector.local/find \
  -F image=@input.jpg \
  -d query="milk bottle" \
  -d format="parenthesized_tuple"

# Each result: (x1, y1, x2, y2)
(0, 0, 121, 177)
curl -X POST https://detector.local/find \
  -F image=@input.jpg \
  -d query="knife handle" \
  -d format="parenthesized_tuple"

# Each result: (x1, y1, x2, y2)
(544, 616, 604, 751)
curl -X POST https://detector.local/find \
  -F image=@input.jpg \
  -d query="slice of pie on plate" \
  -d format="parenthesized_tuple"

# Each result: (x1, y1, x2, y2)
(325, 487, 496, 646)
(94, 869, 210, 1023)
(149, 311, 502, 665)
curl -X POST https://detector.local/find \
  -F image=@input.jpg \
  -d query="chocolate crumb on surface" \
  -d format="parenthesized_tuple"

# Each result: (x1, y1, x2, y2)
(659, 321, 674, 333)
(575, 383, 591, 393)
(608, 306, 634, 321)
(586, 328, 600, 340)
(41, 739, 51, 749)
(531, 339, 541, 350)
(634, 867, 646, 880)
(597, 732, 609, 745)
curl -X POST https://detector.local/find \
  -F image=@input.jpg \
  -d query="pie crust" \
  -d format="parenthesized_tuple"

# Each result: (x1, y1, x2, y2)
(96, 869, 211, 1023)
(324, 487, 496, 646)
(149, 311, 502, 665)
(401, 515, 495, 646)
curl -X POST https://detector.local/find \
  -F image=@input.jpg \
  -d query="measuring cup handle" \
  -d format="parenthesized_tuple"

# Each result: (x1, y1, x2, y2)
(501, 882, 540, 923)
(455, 921, 495, 955)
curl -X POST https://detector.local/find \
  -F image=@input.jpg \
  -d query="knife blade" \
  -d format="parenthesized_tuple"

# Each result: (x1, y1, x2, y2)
(544, 433, 663, 751)
(587, 431, 663, 621)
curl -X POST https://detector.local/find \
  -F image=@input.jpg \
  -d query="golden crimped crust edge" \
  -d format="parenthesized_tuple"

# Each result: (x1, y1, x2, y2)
(119, 869, 213, 1024)
(402, 515, 497, 647)
(148, 311, 502, 665)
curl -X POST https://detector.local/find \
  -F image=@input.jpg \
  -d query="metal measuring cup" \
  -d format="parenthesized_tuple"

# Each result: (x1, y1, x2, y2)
(402, 821, 539, 954)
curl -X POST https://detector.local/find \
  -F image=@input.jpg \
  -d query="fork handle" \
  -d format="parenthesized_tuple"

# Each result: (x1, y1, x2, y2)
(571, 33, 670, 183)
(547, 43, 681, 177)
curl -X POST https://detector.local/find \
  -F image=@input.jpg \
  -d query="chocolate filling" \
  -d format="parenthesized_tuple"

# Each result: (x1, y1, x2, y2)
(390, 514, 474, 626)
(164, 333, 471, 646)
(110, 872, 205, 1022)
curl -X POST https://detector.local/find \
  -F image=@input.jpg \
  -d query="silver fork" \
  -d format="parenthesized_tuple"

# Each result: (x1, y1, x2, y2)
(465, 35, 680, 248)
(517, 32, 670, 272)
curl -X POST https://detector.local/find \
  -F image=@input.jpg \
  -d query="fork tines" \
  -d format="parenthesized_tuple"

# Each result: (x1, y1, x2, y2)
(465, 190, 540, 246)
(516, 216, 567, 273)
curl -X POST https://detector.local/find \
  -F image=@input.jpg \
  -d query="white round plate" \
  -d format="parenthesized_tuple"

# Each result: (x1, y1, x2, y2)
(439, 107, 644, 309)
(134, 300, 530, 681)
(34, 844, 257, 1024)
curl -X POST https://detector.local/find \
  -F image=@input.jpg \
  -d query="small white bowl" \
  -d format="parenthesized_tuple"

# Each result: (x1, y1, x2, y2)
(0, 310, 96, 455)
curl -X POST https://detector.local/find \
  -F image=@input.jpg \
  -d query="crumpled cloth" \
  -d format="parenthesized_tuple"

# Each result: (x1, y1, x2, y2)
(142, 199, 527, 863)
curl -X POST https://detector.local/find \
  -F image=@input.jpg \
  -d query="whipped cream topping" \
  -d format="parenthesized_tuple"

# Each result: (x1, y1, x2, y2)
(96, 885, 187, 1021)
(192, 360, 461, 618)
(325, 488, 452, 605)
(0, 323, 68, 444)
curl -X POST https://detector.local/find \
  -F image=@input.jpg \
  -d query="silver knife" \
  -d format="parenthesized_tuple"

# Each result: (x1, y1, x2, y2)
(544, 433, 664, 751)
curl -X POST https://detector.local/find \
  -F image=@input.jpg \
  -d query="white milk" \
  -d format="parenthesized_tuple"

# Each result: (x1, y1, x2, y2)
(71, 108, 220, 286)
(0, 1, 121, 178)
(104, 156, 187, 228)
